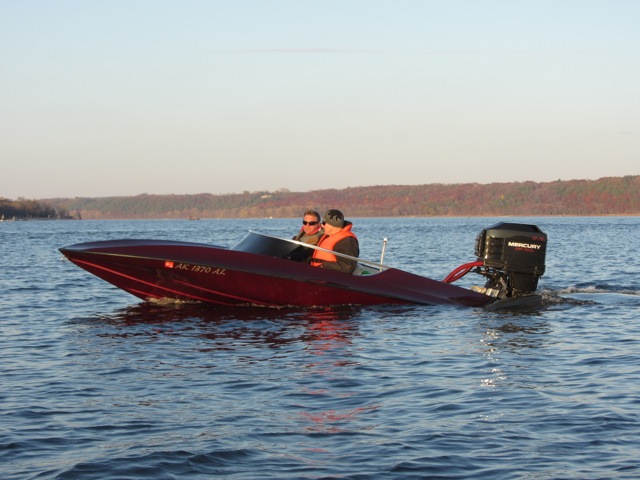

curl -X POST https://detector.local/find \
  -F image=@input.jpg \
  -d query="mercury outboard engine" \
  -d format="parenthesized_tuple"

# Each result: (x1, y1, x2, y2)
(472, 222, 547, 298)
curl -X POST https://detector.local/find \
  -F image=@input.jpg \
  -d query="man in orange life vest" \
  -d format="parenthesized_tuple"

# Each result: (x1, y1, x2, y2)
(309, 209, 359, 273)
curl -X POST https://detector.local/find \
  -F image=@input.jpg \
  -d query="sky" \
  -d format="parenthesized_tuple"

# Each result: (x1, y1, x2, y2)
(1, 0, 638, 199)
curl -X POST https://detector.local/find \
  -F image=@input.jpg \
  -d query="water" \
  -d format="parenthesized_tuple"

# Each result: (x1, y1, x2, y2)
(2, 217, 639, 479)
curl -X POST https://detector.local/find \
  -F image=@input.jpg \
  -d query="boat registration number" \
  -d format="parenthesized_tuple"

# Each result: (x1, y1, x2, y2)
(164, 261, 226, 275)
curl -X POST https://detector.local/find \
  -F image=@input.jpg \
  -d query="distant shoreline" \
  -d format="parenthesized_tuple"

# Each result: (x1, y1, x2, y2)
(5, 176, 640, 220)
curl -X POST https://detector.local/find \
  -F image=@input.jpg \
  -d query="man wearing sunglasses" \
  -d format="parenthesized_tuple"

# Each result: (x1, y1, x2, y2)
(293, 210, 324, 245)
(286, 210, 324, 262)
(310, 209, 359, 274)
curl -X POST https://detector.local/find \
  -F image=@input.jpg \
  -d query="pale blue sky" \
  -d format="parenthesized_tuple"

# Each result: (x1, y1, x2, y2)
(2, 0, 638, 199)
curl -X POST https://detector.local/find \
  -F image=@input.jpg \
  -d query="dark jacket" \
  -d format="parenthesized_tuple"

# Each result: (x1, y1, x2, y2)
(287, 229, 324, 262)
(320, 236, 359, 273)
(293, 229, 323, 245)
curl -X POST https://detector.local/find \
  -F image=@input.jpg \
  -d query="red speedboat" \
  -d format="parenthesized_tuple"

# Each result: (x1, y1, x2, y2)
(59, 222, 547, 308)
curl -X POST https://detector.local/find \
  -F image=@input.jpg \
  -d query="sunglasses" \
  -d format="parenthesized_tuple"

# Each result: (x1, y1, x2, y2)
(302, 221, 319, 226)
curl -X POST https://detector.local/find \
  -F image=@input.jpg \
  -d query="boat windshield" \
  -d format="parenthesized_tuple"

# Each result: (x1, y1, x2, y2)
(231, 231, 384, 275)
(231, 231, 300, 258)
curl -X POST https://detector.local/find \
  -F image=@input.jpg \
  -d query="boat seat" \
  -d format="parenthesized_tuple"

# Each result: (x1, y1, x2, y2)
(352, 263, 379, 276)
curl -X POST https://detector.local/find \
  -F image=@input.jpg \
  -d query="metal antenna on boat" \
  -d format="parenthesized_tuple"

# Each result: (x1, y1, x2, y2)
(380, 238, 388, 271)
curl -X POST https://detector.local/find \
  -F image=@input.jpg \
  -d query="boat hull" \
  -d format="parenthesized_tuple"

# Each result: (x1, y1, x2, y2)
(59, 236, 495, 308)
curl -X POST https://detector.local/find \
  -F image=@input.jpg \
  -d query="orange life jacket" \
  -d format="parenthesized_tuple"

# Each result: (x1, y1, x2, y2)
(310, 224, 357, 266)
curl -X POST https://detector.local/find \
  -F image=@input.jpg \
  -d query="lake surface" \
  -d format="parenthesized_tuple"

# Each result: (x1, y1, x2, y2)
(2, 216, 639, 479)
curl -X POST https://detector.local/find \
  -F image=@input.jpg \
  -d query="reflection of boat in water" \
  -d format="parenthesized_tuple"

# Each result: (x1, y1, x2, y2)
(80, 302, 363, 350)
(59, 222, 547, 309)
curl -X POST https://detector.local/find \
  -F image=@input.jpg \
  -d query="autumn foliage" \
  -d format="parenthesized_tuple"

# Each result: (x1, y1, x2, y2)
(28, 175, 640, 220)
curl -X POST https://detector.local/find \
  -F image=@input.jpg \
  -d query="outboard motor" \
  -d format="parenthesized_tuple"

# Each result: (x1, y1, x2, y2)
(474, 222, 547, 298)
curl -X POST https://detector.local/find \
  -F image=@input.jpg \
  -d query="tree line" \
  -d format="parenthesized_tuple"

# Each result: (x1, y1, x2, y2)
(0, 198, 76, 220)
(18, 175, 640, 220)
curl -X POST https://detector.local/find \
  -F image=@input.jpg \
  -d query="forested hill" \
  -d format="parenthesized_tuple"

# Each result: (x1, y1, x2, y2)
(0, 198, 74, 220)
(47, 176, 639, 220)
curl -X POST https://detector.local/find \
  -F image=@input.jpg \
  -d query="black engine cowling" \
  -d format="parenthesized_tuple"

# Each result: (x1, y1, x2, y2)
(474, 222, 547, 297)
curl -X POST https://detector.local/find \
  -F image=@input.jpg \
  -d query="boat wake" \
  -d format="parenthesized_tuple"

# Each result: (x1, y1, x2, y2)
(557, 284, 640, 296)
(540, 284, 640, 308)
(148, 297, 201, 306)
(132, 284, 640, 313)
